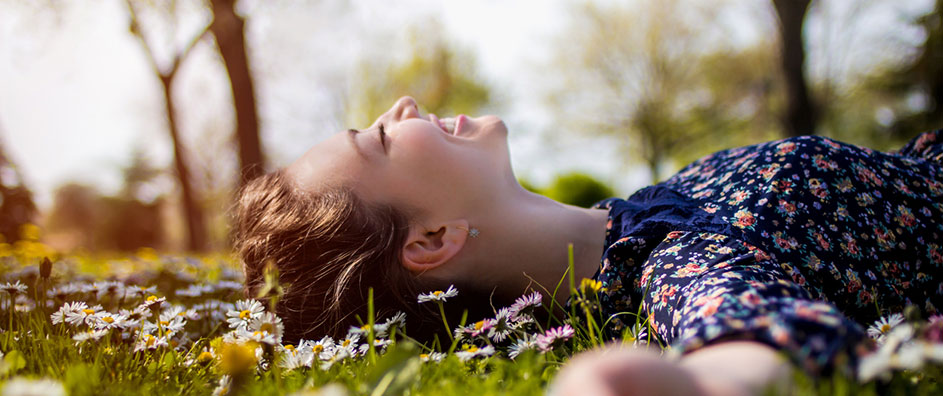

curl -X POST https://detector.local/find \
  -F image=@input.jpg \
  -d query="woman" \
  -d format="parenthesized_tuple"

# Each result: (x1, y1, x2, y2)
(234, 96, 943, 395)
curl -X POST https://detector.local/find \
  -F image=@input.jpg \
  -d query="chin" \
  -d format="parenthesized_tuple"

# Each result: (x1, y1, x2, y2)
(477, 115, 508, 137)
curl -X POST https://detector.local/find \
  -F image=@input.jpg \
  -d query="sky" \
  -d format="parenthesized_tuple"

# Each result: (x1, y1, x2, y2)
(0, 0, 935, 209)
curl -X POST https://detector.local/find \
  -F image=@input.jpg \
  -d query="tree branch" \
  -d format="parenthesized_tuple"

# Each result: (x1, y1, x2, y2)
(125, 0, 211, 78)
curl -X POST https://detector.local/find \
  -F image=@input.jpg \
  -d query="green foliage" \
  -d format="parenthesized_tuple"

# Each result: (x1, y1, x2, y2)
(1, 250, 943, 395)
(345, 20, 492, 126)
(546, 1, 783, 182)
(541, 172, 614, 208)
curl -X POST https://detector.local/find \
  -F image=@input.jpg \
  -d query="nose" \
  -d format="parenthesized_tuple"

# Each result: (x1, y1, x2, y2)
(392, 96, 420, 121)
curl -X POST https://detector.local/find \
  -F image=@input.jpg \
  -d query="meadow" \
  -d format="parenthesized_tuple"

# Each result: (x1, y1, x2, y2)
(1, 231, 943, 396)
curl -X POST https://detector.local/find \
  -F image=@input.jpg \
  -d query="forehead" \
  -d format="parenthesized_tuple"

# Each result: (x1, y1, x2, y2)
(284, 131, 364, 193)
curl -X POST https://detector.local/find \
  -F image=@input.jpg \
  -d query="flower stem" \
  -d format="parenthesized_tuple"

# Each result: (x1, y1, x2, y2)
(437, 301, 452, 341)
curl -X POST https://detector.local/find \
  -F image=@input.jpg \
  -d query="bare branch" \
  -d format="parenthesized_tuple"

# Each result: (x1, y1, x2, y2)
(125, 0, 211, 78)
(169, 23, 212, 76)
(125, 0, 163, 77)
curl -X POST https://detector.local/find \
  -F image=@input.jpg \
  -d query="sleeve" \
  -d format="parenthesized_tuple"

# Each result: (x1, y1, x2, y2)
(638, 231, 867, 377)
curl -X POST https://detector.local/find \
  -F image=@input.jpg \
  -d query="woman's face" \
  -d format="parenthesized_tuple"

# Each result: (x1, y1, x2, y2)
(287, 96, 512, 220)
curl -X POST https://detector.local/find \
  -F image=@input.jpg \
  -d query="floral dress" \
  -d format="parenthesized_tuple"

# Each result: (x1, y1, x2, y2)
(587, 130, 943, 376)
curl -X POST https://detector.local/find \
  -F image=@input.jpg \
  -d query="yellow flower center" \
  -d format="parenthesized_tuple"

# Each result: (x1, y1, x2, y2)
(197, 351, 214, 363)
(420, 353, 429, 359)
(239, 310, 252, 319)
(145, 335, 156, 347)
(82, 309, 96, 315)
(260, 323, 275, 334)
(433, 291, 443, 297)
(881, 323, 891, 333)
(474, 320, 486, 331)
(284, 344, 295, 351)
(159, 320, 169, 326)
(146, 295, 158, 302)
(313, 345, 324, 353)
(342, 339, 352, 347)
(102, 316, 114, 324)
(467, 346, 479, 353)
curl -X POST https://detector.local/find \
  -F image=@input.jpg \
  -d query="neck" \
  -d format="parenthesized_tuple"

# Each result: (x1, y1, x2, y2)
(467, 187, 610, 308)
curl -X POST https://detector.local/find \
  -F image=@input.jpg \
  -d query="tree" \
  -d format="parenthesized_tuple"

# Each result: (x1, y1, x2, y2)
(547, 1, 782, 182)
(126, 0, 209, 251)
(0, 133, 37, 244)
(877, 0, 943, 137)
(344, 22, 491, 126)
(208, 0, 264, 187)
(541, 172, 615, 209)
(771, 0, 817, 137)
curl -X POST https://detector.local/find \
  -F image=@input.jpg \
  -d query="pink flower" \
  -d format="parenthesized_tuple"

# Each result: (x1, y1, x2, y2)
(536, 324, 575, 352)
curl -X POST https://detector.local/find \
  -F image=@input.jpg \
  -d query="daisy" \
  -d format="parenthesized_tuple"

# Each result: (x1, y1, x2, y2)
(91, 311, 128, 330)
(536, 324, 575, 352)
(91, 281, 125, 299)
(455, 344, 495, 361)
(65, 304, 104, 327)
(419, 351, 446, 363)
(867, 313, 905, 344)
(161, 304, 199, 322)
(0, 280, 28, 297)
(215, 280, 243, 291)
(183, 348, 216, 367)
(175, 284, 216, 298)
(459, 319, 495, 339)
(249, 311, 284, 344)
(140, 295, 167, 311)
(73, 329, 109, 344)
(508, 335, 538, 359)
(324, 333, 360, 361)
(118, 305, 151, 328)
(211, 375, 232, 396)
(235, 328, 278, 346)
(509, 291, 543, 321)
(383, 311, 407, 332)
(357, 339, 393, 356)
(47, 285, 77, 301)
(299, 336, 334, 361)
(348, 322, 389, 339)
(226, 299, 265, 330)
(143, 315, 186, 335)
(122, 285, 158, 300)
(417, 285, 459, 303)
(490, 308, 514, 342)
(134, 333, 170, 352)
(50, 301, 87, 325)
(279, 345, 308, 371)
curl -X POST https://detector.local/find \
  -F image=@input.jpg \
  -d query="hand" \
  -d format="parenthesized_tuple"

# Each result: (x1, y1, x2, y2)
(549, 344, 706, 396)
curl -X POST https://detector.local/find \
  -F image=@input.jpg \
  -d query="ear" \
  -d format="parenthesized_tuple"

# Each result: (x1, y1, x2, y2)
(401, 219, 470, 273)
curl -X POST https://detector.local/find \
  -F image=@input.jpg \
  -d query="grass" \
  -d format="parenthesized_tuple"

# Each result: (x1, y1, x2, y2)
(0, 239, 942, 395)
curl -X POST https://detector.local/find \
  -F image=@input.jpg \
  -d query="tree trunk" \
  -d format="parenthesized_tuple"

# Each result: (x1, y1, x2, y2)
(772, 0, 817, 137)
(209, 0, 264, 187)
(161, 76, 209, 252)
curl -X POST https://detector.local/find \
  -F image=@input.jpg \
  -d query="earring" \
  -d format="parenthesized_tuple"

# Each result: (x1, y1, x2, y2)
(458, 226, 480, 238)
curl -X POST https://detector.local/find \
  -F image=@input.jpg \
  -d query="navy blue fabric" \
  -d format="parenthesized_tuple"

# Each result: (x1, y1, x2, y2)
(580, 130, 943, 376)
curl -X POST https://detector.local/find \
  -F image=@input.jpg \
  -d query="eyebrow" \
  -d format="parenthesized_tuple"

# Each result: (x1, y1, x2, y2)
(346, 128, 367, 159)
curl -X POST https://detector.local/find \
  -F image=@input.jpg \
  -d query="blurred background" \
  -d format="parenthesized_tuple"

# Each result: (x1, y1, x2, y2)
(0, 0, 939, 254)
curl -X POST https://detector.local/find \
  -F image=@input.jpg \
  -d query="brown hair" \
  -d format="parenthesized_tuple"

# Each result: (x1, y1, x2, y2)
(234, 170, 505, 345)
(233, 170, 426, 343)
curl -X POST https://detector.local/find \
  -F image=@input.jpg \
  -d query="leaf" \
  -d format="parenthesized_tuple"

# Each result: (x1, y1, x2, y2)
(1, 350, 25, 375)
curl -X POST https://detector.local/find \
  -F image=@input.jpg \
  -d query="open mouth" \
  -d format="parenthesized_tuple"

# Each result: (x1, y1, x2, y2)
(430, 114, 466, 136)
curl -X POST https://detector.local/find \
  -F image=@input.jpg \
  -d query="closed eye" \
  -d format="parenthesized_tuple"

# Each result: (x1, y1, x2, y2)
(378, 124, 387, 153)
